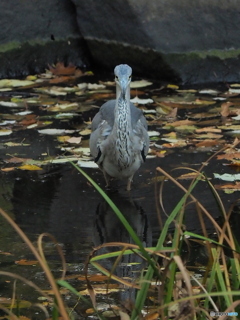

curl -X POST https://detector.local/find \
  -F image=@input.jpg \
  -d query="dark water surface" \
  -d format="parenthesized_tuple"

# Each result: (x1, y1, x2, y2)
(0, 73, 240, 318)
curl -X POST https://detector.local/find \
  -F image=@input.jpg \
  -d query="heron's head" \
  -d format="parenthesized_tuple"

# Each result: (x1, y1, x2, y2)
(114, 64, 132, 98)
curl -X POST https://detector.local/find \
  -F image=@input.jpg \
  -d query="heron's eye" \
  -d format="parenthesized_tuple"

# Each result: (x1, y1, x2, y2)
(129, 76, 132, 80)
(115, 76, 119, 81)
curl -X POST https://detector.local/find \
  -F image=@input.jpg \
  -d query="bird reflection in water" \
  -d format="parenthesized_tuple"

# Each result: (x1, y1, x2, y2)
(93, 191, 152, 304)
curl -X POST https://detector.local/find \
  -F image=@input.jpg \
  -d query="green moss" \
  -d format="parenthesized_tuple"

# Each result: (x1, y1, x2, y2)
(0, 37, 81, 53)
(164, 48, 240, 63)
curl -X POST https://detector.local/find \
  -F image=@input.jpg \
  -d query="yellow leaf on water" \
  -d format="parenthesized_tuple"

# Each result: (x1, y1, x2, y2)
(167, 84, 179, 90)
(18, 164, 42, 171)
(79, 129, 91, 136)
(26, 75, 37, 81)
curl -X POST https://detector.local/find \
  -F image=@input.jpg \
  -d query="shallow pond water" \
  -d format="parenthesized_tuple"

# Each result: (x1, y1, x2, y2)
(0, 68, 240, 318)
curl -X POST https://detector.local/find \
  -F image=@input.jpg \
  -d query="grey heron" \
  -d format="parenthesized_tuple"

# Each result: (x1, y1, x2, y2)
(89, 64, 149, 190)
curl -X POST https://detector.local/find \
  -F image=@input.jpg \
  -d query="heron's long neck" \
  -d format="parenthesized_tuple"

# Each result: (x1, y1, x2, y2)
(113, 86, 132, 168)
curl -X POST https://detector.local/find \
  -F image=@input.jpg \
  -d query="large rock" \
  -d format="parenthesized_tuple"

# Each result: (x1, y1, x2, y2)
(0, 0, 89, 78)
(72, 0, 240, 84)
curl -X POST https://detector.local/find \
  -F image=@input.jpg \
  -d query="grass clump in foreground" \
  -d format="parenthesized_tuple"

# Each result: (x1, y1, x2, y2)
(0, 156, 239, 320)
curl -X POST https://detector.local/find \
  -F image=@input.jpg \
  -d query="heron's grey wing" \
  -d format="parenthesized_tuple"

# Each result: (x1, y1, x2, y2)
(130, 102, 148, 129)
(130, 103, 149, 160)
(90, 100, 116, 161)
(91, 100, 116, 131)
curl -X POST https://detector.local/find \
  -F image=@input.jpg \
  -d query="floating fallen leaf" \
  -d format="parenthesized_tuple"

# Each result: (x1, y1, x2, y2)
(18, 164, 42, 171)
(78, 160, 98, 168)
(177, 172, 205, 180)
(217, 152, 240, 160)
(175, 125, 197, 133)
(1, 167, 15, 172)
(77, 274, 110, 282)
(15, 259, 39, 265)
(0, 101, 18, 107)
(199, 89, 219, 95)
(144, 312, 159, 320)
(0, 120, 16, 125)
(6, 156, 28, 164)
(130, 79, 153, 88)
(48, 102, 79, 112)
(57, 135, 71, 143)
(79, 284, 120, 295)
(15, 110, 33, 115)
(194, 98, 216, 105)
(0, 129, 12, 136)
(87, 83, 106, 90)
(221, 102, 233, 117)
(195, 133, 223, 139)
(229, 88, 240, 94)
(67, 136, 82, 144)
(35, 86, 69, 96)
(27, 123, 39, 129)
(162, 141, 188, 148)
(0, 297, 31, 309)
(26, 75, 37, 81)
(230, 83, 240, 88)
(215, 182, 240, 191)
(67, 147, 90, 155)
(48, 62, 80, 76)
(0, 250, 12, 255)
(166, 84, 179, 90)
(38, 128, 75, 135)
(195, 127, 222, 133)
(79, 128, 91, 136)
(195, 139, 220, 148)
(0, 79, 34, 88)
(214, 173, 240, 181)
(142, 109, 156, 114)
(163, 119, 195, 128)
(130, 96, 153, 104)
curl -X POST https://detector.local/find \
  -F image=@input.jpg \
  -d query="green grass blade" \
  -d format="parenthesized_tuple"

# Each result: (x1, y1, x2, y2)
(70, 162, 157, 272)
(131, 177, 199, 320)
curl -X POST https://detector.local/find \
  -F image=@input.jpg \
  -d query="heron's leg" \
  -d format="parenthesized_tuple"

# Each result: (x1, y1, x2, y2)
(103, 170, 110, 188)
(126, 176, 133, 191)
